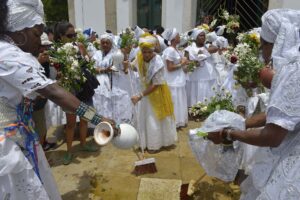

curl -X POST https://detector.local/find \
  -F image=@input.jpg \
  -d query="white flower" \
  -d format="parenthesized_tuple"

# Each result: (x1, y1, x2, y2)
(201, 106, 207, 112)
(223, 10, 229, 20)
(71, 60, 79, 70)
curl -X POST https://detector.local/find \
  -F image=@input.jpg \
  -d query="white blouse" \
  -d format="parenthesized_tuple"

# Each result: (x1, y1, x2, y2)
(0, 41, 54, 108)
(162, 46, 186, 87)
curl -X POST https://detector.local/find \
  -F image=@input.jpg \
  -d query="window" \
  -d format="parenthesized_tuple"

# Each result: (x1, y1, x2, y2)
(137, 0, 162, 30)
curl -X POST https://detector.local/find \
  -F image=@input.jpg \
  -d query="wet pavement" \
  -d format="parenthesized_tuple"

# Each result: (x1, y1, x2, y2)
(46, 121, 240, 200)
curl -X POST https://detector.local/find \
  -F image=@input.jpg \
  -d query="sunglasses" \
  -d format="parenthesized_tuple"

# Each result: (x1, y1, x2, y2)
(65, 33, 77, 39)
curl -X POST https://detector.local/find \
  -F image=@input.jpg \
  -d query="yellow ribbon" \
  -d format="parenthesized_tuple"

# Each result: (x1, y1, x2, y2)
(137, 51, 174, 120)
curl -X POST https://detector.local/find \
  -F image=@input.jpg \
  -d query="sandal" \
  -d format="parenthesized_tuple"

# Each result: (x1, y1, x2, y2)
(63, 152, 73, 165)
(80, 144, 99, 152)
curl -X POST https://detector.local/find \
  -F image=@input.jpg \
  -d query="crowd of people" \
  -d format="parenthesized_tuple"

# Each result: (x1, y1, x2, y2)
(1, 0, 300, 199)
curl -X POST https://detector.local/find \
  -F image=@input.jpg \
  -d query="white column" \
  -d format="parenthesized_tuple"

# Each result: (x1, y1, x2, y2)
(68, 0, 106, 34)
(116, 0, 136, 33)
(162, 0, 196, 33)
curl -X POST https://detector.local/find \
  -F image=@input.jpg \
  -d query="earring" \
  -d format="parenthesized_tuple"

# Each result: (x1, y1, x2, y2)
(15, 31, 28, 46)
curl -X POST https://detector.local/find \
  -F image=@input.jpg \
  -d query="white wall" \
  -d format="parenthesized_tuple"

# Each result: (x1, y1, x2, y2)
(269, 0, 300, 10)
(68, 0, 106, 34)
(162, 0, 197, 33)
(116, 0, 136, 33)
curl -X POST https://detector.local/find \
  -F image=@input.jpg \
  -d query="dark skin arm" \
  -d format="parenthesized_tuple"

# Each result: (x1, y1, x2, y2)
(245, 112, 267, 129)
(37, 83, 115, 126)
(207, 45, 218, 54)
(207, 112, 288, 148)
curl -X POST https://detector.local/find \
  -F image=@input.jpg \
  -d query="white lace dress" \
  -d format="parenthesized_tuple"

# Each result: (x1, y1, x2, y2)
(240, 60, 300, 200)
(185, 44, 218, 106)
(0, 41, 61, 200)
(135, 55, 177, 150)
(162, 47, 188, 127)
(92, 50, 133, 124)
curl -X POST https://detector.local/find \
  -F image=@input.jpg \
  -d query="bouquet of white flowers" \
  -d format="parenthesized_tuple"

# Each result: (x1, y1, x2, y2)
(49, 42, 96, 92)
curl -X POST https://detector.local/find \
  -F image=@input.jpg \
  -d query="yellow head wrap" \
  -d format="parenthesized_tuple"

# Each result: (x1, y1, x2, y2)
(138, 33, 157, 50)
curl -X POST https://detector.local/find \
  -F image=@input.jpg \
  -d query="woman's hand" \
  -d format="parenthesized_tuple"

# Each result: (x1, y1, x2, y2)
(181, 57, 189, 66)
(101, 117, 120, 135)
(207, 130, 223, 144)
(123, 60, 129, 74)
(131, 95, 142, 105)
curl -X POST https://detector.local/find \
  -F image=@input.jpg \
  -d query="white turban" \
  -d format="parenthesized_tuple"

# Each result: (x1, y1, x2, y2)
(100, 33, 114, 43)
(7, 0, 44, 32)
(261, 9, 300, 69)
(134, 26, 145, 40)
(215, 36, 228, 49)
(162, 28, 178, 42)
(191, 28, 205, 40)
(206, 32, 218, 43)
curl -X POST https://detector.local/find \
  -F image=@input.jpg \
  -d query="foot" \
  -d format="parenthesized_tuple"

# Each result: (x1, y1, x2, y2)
(63, 152, 73, 165)
(147, 149, 160, 154)
(42, 141, 57, 151)
(80, 144, 99, 152)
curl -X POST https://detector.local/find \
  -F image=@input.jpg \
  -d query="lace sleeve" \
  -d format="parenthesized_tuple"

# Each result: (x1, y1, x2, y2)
(0, 61, 54, 97)
(151, 68, 165, 85)
(266, 107, 300, 131)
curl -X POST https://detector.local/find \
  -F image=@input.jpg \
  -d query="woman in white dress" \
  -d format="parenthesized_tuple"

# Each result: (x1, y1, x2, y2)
(207, 9, 300, 200)
(185, 28, 218, 106)
(92, 34, 133, 124)
(162, 28, 189, 128)
(0, 0, 116, 199)
(131, 34, 177, 153)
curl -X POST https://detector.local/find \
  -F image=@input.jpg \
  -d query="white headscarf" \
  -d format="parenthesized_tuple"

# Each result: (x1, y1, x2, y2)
(215, 36, 228, 49)
(191, 28, 205, 41)
(162, 28, 178, 42)
(261, 9, 300, 69)
(206, 31, 218, 43)
(7, 0, 44, 32)
(134, 26, 145, 40)
(100, 33, 114, 43)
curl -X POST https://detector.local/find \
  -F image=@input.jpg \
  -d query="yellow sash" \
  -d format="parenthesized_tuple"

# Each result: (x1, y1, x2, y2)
(137, 52, 174, 120)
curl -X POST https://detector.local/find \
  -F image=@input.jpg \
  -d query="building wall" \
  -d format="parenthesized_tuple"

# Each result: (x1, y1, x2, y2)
(68, 0, 300, 35)
(269, 0, 300, 9)
(68, 0, 106, 34)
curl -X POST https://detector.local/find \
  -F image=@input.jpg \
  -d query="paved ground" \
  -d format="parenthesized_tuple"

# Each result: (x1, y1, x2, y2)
(46, 120, 240, 200)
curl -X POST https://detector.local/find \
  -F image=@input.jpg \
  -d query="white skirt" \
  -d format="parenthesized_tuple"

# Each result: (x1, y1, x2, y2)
(93, 75, 133, 124)
(137, 98, 177, 150)
(44, 101, 66, 129)
(169, 86, 188, 127)
(186, 79, 217, 107)
(0, 138, 61, 200)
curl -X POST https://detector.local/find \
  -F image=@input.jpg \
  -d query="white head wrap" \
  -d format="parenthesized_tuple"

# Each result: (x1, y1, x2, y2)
(215, 36, 228, 49)
(100, 33, 114, 43)
(7, 0, 44, 32)
(261, 9, 300, 69)
(191, 28, 205, 40)
(134, 26, 145, 40)
(206, 32, 218, 43)
(162, 28, 178, 42)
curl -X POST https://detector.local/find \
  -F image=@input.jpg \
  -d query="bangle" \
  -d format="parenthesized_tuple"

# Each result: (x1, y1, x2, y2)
(222, 128, 235, 141)
(139, 92, 144, 99)
(75, 102, 103, 125)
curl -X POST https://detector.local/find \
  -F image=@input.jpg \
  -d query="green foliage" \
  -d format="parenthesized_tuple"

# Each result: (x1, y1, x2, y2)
(42, 0, 69, 26)
(189, 89, 237, 119)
